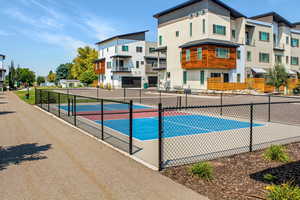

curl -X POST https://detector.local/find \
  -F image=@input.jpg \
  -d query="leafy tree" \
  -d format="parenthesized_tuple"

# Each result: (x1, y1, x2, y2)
(71, 46, 98, 79)
(8, 61, 16, 89)
(267, 64, 289, 92)
(36, 76, 46, 86)
(18, 68, 36, 86)
(56, 63, 73, 80)
(79, 70, 97, 85)
(47, 70, 56, 83)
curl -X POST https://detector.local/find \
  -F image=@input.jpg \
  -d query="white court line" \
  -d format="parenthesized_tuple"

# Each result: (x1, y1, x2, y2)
(164, 118, 213, 132)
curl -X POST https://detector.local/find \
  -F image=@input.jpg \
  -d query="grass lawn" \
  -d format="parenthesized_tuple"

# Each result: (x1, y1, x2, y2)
(14, 89, 35, 105)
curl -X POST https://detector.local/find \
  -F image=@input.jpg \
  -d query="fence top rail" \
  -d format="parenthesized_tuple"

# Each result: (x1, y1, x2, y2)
(163, 100, 300, 111)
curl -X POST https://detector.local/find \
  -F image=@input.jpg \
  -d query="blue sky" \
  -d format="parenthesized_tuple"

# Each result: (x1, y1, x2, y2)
(0, 0, 299, 76)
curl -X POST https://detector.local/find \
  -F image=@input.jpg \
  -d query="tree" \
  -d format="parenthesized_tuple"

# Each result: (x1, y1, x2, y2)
(47, 70, 56, 83)
(8, 61, 16, 89)
(71, 46, 98, 79)
(36, 76, 46, 86)
(56, 63, 73, 80)
(79, 70, 97, 85)
(267, 64, 289, 92)
(18, 68, 36, 86)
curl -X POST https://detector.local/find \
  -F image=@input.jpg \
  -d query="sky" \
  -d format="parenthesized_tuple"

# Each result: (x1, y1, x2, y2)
(0, 0, 300, 76)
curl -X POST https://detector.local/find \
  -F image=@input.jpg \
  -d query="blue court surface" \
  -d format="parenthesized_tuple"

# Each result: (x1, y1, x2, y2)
(96, 115, 264, 141)
(60, 104, 150, 112)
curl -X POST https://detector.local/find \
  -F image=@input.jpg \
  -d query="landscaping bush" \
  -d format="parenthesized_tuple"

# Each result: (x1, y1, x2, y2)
(266, 183, 300, 200)
(264, 145, 290, 163)
(263, 173, 278, 182)
(190, 162, 213, 180)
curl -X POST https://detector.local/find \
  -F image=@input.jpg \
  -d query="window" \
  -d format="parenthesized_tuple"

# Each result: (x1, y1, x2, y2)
(247, 51, 252, 61)
(232, 29, 236, 39)
(237, 50, 241, 59)
(167, 72, 171, 78)
(149, 48, 155, 53)
(275, 55, 282, 64)
(291, 57, 299, 65)
(286, 56, 289, 64)
(136, 61, 140, 68)
(291, 38, 299, 47)
(176, 31, 180, 37)
(159, 35, 163, 46)
(122, 45, 129, 52)
(213, 25, 226, 35)
(186, 49, 191, 61)
(183, 71, 187, 84)
(200, 71, 205, 85)
(211, 73, 221, 78)
(141, 61, 144, 65)
(216, 48, 229, 59)
(286, 36, 289, 45)
(136, 47, 143, 53)
(259, 32, 270, 41)
(259, 53, 270, 63)
(197, 48, 202, 60)
(237, 73, 241, 83)
(107, 48, 109, 52)
(107, 62, 112, 68)
(202, 19, 206, 34)
(189, 23, 193, 37)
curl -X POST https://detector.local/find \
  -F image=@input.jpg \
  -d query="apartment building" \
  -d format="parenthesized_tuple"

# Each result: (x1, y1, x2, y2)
(0, 54, 6, 92)
(153, 0, 300, 90)
(94, 31, 166, 88)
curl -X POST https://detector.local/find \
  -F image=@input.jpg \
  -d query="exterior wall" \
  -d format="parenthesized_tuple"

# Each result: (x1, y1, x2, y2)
(181, 45, 237, 69)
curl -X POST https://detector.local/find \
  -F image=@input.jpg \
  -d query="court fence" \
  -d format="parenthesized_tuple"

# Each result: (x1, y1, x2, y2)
(35, 88, 300, 171)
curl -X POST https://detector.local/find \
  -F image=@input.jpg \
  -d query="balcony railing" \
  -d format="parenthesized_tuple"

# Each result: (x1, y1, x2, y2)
(112, 67, 132, 72)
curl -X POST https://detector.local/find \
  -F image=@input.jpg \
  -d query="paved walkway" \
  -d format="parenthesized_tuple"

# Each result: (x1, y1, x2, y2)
(0, 92, 208, 200)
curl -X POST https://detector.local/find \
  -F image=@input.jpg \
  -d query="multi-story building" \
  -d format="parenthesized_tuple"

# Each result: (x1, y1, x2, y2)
(0, 54, 6, 92)
(153, 0, 300, 90)
(94, 31, 166, 88)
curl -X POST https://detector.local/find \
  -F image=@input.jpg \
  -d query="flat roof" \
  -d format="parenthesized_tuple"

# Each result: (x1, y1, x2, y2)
(179, 38, 240, 48)
(153, 0, 246, 19)
(95, 30, 149, 45)
(250, 12, 294, 27)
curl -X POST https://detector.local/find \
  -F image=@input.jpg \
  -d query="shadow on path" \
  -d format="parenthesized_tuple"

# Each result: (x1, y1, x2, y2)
(250, 160, 300, 185)
(0, 143, 52, 171)
(0, 111, 15, 115)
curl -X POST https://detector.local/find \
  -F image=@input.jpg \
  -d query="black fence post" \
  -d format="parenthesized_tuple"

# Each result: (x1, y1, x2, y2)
(179, 96, 182, 108)
(268, 94, 271, 122)
(34, 87, 37, 105)
(159, 90, 162, 104)
(74, 96, 77, 126)
(58, 93, 61, 117)
(40, 89, 42, 108)
(97, 87, 99, 99)
(47, 91, 50, 112)
(139, 88, 142, 104)
(220, 93, 223, 116)
(124, 88, 126, 101)
(250, 103, 254, 152)
(185, 92, 188, 107)
(68, 98, 70, 116)
(129, 100, 133, 155)
(158, 103, 163, 171)
(101, 99, 104, 140)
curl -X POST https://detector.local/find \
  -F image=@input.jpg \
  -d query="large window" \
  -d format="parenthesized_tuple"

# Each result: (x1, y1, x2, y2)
(211, 73, 221, 78)
(176, 31, 180, 37)
(122, 45, 129, 52)
(291, 57, 299, 65)
(237, 50, 241, 59)
(286, 36, 289, 45)
(232, 29, 236, 39)
(189, 23, 193, 37)
(202, 19, 206, 34)
(213, 25, 226, 35)
(159, 35, 163, 46)
(247, 51, 252, 61)
(237, 74, 241, 83)
(197, 48, 202, 60)
(291, 38, 299, 47)
(136, 61, 140, 68)
(107, 62, 112, 68)
(259, 53, 270, 63)
(183, 71, 187, 84)
(216, 48, 229, 59)
(259, 32, 270, 41)
(136, 46, 143, 53)
(186, 49, 191, 61)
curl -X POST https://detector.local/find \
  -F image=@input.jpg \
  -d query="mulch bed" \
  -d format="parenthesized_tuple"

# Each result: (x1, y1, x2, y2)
(162, 142, 300, 200)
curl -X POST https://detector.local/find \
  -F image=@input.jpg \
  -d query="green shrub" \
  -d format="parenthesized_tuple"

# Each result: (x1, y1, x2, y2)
(263, 173, 278, 182)
(190, 162, 213, 180)
(264, 145, 290, 163)
(266, 183, 300, 200)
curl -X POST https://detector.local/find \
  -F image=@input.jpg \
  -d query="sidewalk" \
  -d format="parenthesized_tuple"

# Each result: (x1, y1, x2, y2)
(0, 92, 208, 200)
